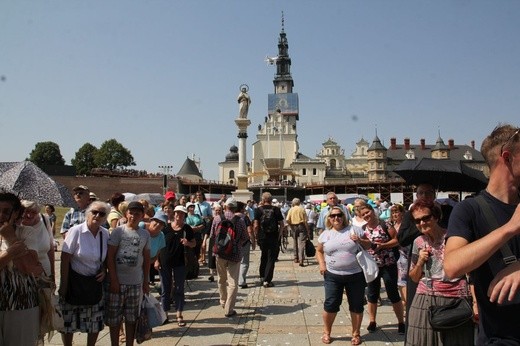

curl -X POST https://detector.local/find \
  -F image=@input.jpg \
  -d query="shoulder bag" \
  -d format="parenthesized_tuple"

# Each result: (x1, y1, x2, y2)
(425, 265, 473, 331)
(65, 232, 104, 306)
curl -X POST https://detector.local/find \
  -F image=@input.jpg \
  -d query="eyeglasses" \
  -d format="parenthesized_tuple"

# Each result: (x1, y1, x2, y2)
(413, 214, 433, 224)
(329, 213, 343, 219)
(500, 128, 520, 157)
(91, 210, 107, 217)
(74, 191, 86, 196)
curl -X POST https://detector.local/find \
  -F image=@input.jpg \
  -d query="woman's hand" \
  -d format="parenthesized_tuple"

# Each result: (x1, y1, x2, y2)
(319, 262, 327, 275)
(418, 247, 430, 265)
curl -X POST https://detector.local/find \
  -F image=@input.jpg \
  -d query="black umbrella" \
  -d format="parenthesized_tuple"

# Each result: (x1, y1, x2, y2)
(0, 161, 76, 207)
(393, 158, 488, 192)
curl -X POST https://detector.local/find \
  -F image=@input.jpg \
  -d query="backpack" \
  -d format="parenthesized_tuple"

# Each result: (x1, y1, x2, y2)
(260, 207, 278, 233)
(213, 215, 241, 257)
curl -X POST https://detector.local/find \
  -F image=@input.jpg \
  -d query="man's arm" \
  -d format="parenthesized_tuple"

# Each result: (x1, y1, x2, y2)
(396, 211, 421, 247)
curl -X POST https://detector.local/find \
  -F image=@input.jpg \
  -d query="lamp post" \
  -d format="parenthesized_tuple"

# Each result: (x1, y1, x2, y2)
(158, 165, 173, 195)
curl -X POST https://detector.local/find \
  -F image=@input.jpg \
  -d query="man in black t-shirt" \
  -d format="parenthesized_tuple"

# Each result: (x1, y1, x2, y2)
(253, 192, 284, 287)
(445, 124, 520, 344)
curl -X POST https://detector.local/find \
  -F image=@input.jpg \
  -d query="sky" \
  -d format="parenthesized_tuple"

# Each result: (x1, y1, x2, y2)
(1, 1, 520, 181)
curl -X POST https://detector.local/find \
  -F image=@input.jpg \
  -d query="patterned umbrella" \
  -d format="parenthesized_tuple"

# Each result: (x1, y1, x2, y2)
(0, 161, 76, 207)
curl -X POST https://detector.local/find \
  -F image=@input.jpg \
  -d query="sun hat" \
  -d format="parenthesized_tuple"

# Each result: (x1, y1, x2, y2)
(151, 210, 168, 224)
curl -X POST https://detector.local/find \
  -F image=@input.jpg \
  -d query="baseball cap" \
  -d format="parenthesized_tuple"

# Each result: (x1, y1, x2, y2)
(164, 191, 176, 200)
(186, 202, 196, 209)
(225, 197, 237, 208)
(127, 201, 144, 212)
(174, 205, 187, 214)
(73, 185, 89, 192)
(89, 192, 99, 200)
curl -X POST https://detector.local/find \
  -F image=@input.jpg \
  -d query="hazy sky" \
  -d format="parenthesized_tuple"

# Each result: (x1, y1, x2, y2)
(1, 1, 519, 181)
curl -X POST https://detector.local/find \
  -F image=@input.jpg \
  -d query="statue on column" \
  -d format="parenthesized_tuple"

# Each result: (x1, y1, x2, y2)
(237, 84, 251, 119)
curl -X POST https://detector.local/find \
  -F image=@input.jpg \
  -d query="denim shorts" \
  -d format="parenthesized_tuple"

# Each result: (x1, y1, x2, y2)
(323, 271, 366, 313)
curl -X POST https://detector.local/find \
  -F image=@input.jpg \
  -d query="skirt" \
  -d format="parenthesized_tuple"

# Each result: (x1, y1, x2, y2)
(406, 293, 474, 346)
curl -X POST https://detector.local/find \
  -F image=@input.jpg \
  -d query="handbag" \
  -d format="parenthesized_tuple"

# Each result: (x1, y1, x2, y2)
(143, 294, 166, 328)
(136, 298, 152, 344)
(428, 297, 473, 331)
(38, 283, 64, 340)
(65, 232, 103, 306)
(305, 239, 316, 257)
(355, 244, 379, 283)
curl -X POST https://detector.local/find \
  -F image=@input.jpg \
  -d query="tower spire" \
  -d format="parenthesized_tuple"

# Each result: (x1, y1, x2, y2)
(281, 11, 285, 33)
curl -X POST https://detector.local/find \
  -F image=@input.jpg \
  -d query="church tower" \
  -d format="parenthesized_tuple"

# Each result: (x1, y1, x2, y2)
(251, 14, 300, 184)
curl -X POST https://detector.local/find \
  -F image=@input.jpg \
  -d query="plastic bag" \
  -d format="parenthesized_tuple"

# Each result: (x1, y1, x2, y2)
(356, 245, 379, 283)
(143, 294, 167, 328)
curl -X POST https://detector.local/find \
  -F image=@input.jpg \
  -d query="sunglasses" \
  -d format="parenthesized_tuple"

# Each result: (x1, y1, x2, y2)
(74, 191, 86, 196)
(413, 214, 433, 224)
(91, 210, 107, 217)
(329, 213, 343, 219)
(500, 128, 520, 157)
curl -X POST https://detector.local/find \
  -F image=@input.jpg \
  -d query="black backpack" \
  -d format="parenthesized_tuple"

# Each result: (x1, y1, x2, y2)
(260, 207, 278, 233)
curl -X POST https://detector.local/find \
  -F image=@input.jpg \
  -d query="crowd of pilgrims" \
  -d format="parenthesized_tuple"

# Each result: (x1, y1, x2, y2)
(0, 186, 474, 346)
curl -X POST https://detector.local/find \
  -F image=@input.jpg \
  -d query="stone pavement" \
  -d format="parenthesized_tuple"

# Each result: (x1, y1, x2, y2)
(48, 239, 405, 346)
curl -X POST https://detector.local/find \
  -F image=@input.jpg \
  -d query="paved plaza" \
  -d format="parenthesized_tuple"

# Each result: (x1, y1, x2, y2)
(49, 239, 405, 346)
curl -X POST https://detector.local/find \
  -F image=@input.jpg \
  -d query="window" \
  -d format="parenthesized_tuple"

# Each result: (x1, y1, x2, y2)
(313, 168, 317, 176)
(229, 170, 235, 179)
(302, 168, 307, 176)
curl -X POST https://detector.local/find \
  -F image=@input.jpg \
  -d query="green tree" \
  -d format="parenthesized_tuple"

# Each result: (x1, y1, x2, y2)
(28, 141, 65, 167)
(71, 143, 98, 175)
(94, 139, 135, 170)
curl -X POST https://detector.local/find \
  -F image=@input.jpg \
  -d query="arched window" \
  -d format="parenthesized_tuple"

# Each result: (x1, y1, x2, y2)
(330, 159, 336, 169)
(229, 170, 235, 179)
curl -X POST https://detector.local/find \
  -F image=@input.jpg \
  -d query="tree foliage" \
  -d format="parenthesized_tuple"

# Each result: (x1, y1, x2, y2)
(28, 141, 65, 167)
(94, 139, 135, 170)
(71, 143, 98, 175)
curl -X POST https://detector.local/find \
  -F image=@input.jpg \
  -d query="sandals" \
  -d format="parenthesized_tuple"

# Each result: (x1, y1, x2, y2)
(177, 316, 186, 327)
(351, 334, 362, 345)
(321, 333, 332, 344)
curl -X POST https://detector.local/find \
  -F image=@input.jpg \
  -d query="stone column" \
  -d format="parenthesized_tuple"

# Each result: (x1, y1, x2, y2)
(232, 119, 253, 202)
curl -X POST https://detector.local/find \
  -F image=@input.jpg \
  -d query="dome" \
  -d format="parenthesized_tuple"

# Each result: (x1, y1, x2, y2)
(225, 145, 239, 162)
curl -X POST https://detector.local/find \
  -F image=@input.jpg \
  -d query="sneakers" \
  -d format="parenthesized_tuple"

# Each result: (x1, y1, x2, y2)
(398, 322, 405, 335)
(239, 284, 248, 289)
(367, 321, 377, 333)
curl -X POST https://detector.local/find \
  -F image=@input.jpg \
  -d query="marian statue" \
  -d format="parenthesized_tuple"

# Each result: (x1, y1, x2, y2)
(237, 84, 251, 119)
